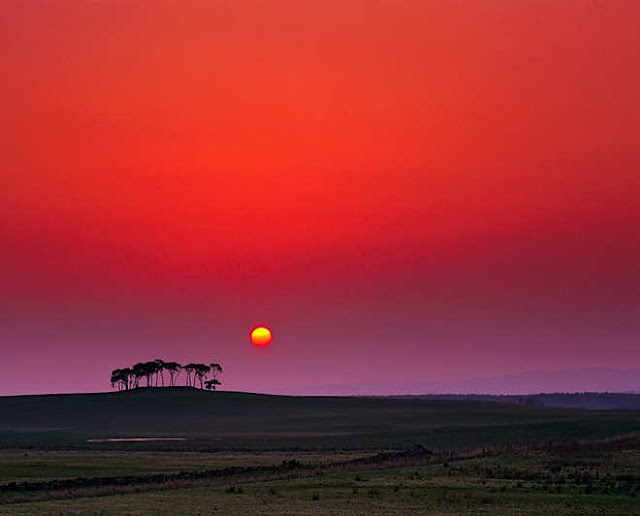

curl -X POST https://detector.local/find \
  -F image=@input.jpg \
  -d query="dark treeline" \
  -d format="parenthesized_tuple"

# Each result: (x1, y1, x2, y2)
(386, 392, 640, 410)
(110, 360, 222, 391)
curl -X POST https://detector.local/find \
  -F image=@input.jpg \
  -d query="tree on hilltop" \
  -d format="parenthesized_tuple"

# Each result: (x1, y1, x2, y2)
(110, 369, 125, 390)
(209, 362, 223, 380)
(111, 359, 222, 390)
(110, 368, 134, 391)
(193, 364, 211, 389)
(164, 362, 182, 386)
(131, 362, 147, 388)
(154, 359, 166, 386)
(204, 363, 223, 391)
(183, 363, 198, 387)
(204, 379, 221, 391)
(141, 361, 157, 387)
(121, 367, 134, 390)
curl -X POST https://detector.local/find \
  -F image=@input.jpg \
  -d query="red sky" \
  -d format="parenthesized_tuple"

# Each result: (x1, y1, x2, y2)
(2, 0, 639, 395)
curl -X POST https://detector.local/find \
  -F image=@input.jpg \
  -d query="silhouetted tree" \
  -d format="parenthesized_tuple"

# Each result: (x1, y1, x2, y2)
(164, 362, 181, 386)
(203, 363, 223, 391)
(209, 362, 223, 380)
(132, 362, 147, 388)
(111, 359, 222, 391)
(193, 364, 211, 388)
(142, 361, 157, 387)
(110, 369, 119, 390)
(204, 379, 221, 391)
(121, 367, 134, 390)
(154, 359, 166, 386)
(111, 369, 125, 390)
(111, 368, 135, 390)
(183, 363, 198, 387)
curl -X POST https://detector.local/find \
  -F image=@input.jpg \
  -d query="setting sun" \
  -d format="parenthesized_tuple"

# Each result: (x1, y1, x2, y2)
(250, 327, 272, 348)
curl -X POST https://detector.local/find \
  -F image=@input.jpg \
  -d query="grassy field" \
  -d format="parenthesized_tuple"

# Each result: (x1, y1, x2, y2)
(0, 449, 368, 484)
(1, 388, 639, 514)
(1, 387, 639, 450)
(2, 442, 640, 515)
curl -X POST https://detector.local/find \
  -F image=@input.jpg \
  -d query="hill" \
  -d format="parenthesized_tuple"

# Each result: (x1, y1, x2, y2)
(280, 368, 640, 396)
(390, 392, 640, 410)
(1, 387, 638, 450)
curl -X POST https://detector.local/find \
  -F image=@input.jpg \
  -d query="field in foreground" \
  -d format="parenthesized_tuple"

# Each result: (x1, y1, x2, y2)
(1, 387, 639, 450)
(2, 437, 640, 515)
(1, 389, 640, 514)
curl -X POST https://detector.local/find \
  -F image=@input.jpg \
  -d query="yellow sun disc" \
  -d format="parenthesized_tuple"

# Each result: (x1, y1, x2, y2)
(251, 326, 272, 347)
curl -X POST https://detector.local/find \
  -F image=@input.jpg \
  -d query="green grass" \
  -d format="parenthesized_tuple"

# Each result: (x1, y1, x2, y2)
(3, 448, 640, 515)
(0, 450, 368, 484)
(1, 387, 638, 450)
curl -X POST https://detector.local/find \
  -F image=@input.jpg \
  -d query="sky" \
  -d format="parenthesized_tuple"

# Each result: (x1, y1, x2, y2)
(1, 0, 639, 396)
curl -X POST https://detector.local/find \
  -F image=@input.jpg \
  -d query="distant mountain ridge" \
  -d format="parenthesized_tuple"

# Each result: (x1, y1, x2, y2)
(277, 368, 640, 397)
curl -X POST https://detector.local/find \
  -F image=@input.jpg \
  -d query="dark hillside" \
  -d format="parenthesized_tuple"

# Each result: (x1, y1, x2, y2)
(392, 392, 640, 410)
(1, 388, 638, 450)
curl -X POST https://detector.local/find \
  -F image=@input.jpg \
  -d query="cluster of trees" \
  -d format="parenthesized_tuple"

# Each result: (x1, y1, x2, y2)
(110, 359, 222, 391)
